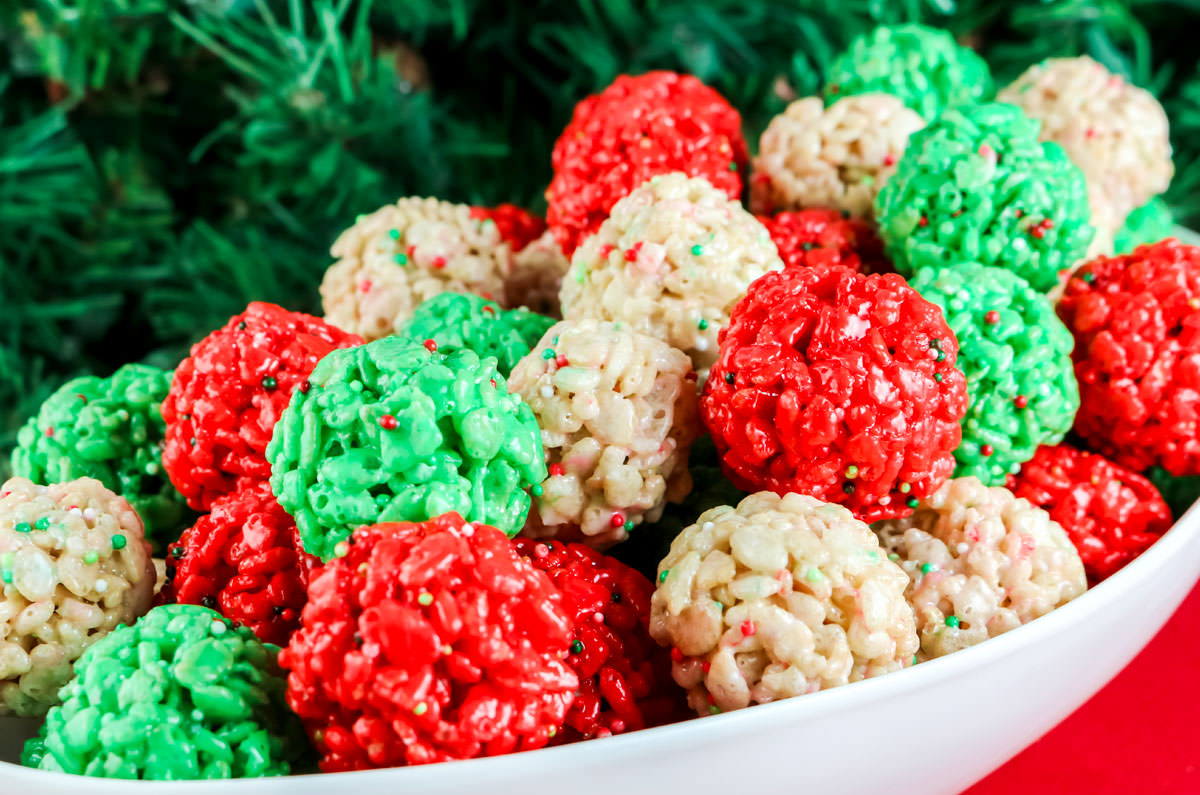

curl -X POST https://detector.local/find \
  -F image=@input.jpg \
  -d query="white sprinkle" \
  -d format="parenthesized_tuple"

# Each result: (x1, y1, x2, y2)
(539, 385, 554, 399)
(461, 524, 475, 538)
(210, 621, 227, 635)
(879, 496, 891, 506)
(94, 579, 107, 593)
(956, 542, 969, 554)
(83, 508, 97, 522)
(694, 337, 710, 352)
(69, 507, 83, 516)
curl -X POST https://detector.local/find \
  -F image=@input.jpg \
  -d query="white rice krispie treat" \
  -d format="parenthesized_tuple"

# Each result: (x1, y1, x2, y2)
(750, 94, 925, 219)
(0, 477, 155, 716)
(998, 56, 1173, 234)
(512, 319, 699, 547)
(321, 197, 519, 340)
(875, 477, 1086, 661)
(650, 492, 918, 715)
(505, 230, 570, 318)
(559, 173, 784, 375)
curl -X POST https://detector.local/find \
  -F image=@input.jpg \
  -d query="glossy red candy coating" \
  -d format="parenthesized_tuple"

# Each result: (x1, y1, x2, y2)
(758, 209, 889, 274)
(701, 265, 968, 522)
(1058, 239, 1200, 476)
(164, 481, 317, 645)
(512, 538, 680, 741)
(546, 71, 747, 256)
(470, 204, 547, 252)
(1008, 444, 1171, 582)
(280, 514, 577, 771)
(162, 301, 362, 510)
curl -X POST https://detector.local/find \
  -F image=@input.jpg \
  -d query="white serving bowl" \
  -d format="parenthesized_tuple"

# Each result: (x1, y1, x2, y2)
(1, 500, 1197, 795)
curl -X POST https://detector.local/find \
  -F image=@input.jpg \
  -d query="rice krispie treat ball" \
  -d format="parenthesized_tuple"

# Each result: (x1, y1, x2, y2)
(268, 336, 546, 560)
(546, 71, 748, 256)
(24, 604, 308, 779)
(511, 319, 700, 548)
(1008, 444, 1170, 583)
(998, 56, 1173, 234)
(12, 363, 185, 548)
(750, 94, 925, 219)
(701, 265, 969, 522)
(875, 102, 1094, 292)
(650, 492, 918, 714)
(559, 173, 784, 374)
(910, 264, 1079, 485)
(320, 196, 522, 340)
(1115, 197, 1174, 255)
(398, 292, 554, 378)
(1057, 239, 1200, 475)
(162, 301, 363, 512)
(758, 208, 888, 274)
(875, 477, 1086, 660)
(824, 24, 994, 120)
(0, 477, 155, 716)
(282, 516, 576, 771)
(506, 230, 571, 318)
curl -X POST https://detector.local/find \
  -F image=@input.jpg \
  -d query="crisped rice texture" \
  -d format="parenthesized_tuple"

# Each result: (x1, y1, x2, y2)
(701, 265, 968, 523)
(1149, 467, 1200, 520)
(398, 292, 554, 378)
(280, 516, 577, 771)
(998, 56, 1173, 235)
(1009, 445, 1170, 583)
(510, 319, 700, 548)
(875, 477, 1086, 660)
(512, 538, 678, 740)
(165, 481, 317, 645)
(320, 196, 520, 341)
(268, 336, 546, 561)
(469, 204, 547, 252)
(1057, 239, 1200, 475)
(162, 302, 362, 512)
(758, 209, 889, 274)
(1115, 197, 1175, 255)
(23, 604, 307, 779)
(750, 94, 924, 220)
(910, 265, 1079, 484)
(824, 24, 994, 120)
(12, 363, 184, 548)
(506, 230, 571, 318)
(559, 173, 783, 375)
(650, 492, 917, 714)
(0, 477, 154, 716)
(875, 102, 1094, 292)
(546, 71, 747, 256)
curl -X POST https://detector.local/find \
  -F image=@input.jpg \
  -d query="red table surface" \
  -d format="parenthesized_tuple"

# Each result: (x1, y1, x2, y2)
(966, 578, 1200, 794)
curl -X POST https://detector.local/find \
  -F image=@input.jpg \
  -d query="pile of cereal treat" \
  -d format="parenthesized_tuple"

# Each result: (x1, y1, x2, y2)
(6, 23, 1197, 781)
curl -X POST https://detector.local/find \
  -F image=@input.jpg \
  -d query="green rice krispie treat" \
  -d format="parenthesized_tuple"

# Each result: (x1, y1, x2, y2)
(824, 23, 993, 120)
(397, 292, 554, 378)
(875, 102, 1094, 292)
(268, 336, 546, 560)
(910, 264, 1079, 484)
(23, 604, 308, 779)
(1114, 198, 1175, 254)
(12, 364, 186, 548)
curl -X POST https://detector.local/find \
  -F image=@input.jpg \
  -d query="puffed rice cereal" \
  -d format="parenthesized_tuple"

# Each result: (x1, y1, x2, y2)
(512, 319, 700, 547)
(559, 173, 784, 375)
(321, 197, 518, 340)
(506, 230, 571, 318)
(650, 492, 918, 714)
(0, 477, 155, 716)
(998, 56, 1173, 235)
(751, 94, 925, 219)
(875, 476, 1086, 660)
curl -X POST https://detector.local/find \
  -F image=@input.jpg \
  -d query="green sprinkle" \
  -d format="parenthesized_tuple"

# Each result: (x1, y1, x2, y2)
(111, 534, 127, 550)
(570, 639, 584, 655)
(899, 482, 912, 494)
(542, 348, 556, 360)
(394, 253, 408, 265)
(709, 705, 722, 715)
(806, 567, 823, 583)
(417, 592, 434, 606)
(33, 517, 49, 530)
(728, 161, 738, 172)
(945, 615, 960, 628)
(934, 372, 944, 382)
(844, 465, 858, 479)
(842, 482, 856, 495)
(14, 522, 31, 534)
(697, 318, 709, 330)
(659, 569, 670, 583)
(1, 570, 11, 584)
(888, 553, 900, 562)
(906, 497, 920, 509)
(388, 228, 400, 240)
(531, 484, 544, 497)
(413, 702, 428, 716)
(83, 551, 99, 565)
(1081, 271, 1095, 284)
(691, 244, 704, 256)
(261, 376, 277, 390)
(724, 372, 736, 384)
(920, 562, 936, 575)
(623, 519, 635, 532)
(934, 349, 945, 362)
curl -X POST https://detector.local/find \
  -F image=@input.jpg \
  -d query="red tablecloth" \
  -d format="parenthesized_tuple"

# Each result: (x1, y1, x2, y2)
(966, 579, 1200, 794)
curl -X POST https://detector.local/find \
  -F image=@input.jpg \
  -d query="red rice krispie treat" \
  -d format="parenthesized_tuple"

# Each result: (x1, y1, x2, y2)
(650, 492, 917, 715)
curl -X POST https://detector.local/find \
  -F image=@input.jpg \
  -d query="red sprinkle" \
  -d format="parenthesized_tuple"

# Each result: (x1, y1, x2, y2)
(883, 153, 897, 167)
(918, 216, 929, 228)
(984, 310, 1000, 324)
(378, 414, 397, 430)
(740, 620, 756, 637)
(981, 444, 994, 457)
(548, 463, 565, 477)
(431, 256, 447, 269)
(423, 339, 438, 353)
(609, 513, 625, 528)
(1014, 395, 1028, 409)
